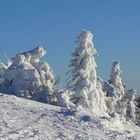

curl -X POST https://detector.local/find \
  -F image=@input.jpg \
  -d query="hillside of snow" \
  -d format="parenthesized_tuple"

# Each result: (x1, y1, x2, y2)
(0, 93, 140, 140)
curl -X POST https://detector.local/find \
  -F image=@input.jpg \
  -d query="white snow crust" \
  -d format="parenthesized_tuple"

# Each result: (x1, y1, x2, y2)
(0, 93, 140, 140)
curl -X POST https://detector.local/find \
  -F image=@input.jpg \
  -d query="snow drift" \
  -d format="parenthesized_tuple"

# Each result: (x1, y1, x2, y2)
(0, 93, 140, 140)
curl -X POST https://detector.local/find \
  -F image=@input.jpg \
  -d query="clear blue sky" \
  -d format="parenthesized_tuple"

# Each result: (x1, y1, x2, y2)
(0, 0, 140, 93)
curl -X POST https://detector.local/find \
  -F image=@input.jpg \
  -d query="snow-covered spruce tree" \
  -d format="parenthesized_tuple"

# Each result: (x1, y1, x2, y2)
(124, 89, 136, 121)
(1, 46, 57, 103)
(117, 88, 136, 121)
(103, 61, 125, 117)
(109, 61, 125, 94)
(67, 30, 107, 115)
(104, 61, 136, 121)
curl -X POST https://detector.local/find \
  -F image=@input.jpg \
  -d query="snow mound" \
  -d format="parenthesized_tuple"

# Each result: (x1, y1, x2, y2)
(0, 93, 140, 140)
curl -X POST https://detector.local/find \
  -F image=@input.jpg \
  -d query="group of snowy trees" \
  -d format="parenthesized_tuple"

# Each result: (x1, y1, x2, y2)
(0, 30, 137, 122)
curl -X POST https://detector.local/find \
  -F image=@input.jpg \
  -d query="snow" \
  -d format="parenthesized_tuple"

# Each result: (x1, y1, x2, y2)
(0, 93, 140, 140)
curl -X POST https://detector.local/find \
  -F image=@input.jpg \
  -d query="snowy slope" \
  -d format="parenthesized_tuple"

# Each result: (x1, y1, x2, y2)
(0, 93, 140, 140)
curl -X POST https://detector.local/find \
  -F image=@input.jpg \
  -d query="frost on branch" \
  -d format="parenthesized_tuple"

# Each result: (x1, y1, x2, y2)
(1, 46, 56, 102)
(67, 30, 107, 115)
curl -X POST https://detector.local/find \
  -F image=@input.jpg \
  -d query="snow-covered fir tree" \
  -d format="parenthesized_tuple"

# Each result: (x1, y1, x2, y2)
(109, 61, 125, 94)
(125, 89, 136, 120)
(67, 30, 107, 115)
(104, 61, 124, 116)
(104, 61, 136, 121)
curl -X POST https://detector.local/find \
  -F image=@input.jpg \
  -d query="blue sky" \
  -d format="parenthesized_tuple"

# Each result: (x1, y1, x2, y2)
(0, 0, 140, 92)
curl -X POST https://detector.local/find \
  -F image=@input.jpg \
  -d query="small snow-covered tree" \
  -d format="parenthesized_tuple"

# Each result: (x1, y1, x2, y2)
(0, 63, 7, 86)
(37, 61, 55, 93)
(1, 46, 56, 103)
(109, 61, 125, 94)
(67, 30, 107, 114)
(2, 54, 42, 98)
(104, 61, 125, 116)
(104, 61, 136, 121)
(135, 95, 140, 124)
(125, 89, 136, 120)
(22, 46, 56, 93)
(55, 90, 76, 109)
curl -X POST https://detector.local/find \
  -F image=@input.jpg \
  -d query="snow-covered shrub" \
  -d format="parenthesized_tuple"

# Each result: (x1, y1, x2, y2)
(55, 90, 75, 109)
(0, 63, 7, 86)
(67, 30, 107, 115)
(2, 54, 42, 97)
(135, 96, 140, 125)
(124, 89, 136, 120)
(21, 46, 56, 93)
(1, 46, 56, 103)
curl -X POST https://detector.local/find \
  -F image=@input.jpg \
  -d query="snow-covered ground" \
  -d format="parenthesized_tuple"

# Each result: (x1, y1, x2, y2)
(0, 93, 140, 140)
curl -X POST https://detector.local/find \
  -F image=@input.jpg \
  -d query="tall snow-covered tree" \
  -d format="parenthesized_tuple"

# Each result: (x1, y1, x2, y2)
(67, 30, 107, 114)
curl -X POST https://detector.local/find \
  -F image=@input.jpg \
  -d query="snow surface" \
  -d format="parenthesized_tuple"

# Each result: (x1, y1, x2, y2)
(0, 93, 140, 140)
